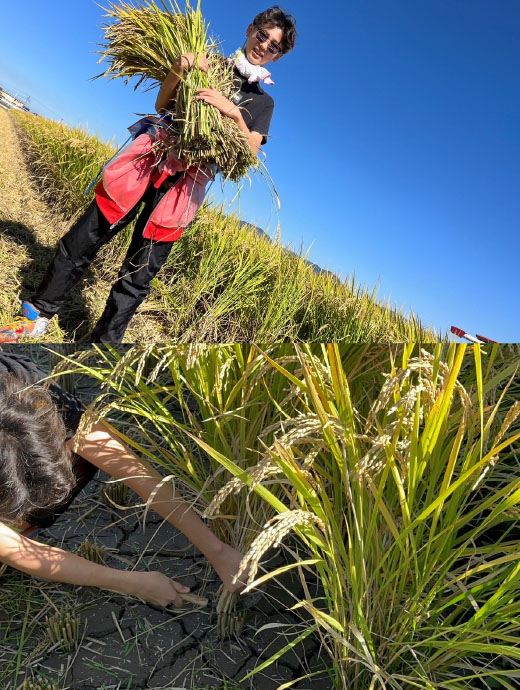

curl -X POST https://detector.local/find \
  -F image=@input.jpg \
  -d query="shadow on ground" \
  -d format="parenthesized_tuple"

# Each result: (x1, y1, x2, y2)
(0, 218, 95, 340)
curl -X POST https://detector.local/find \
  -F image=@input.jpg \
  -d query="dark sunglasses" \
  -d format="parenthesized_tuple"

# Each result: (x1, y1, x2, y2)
(253, 26, 282, 55)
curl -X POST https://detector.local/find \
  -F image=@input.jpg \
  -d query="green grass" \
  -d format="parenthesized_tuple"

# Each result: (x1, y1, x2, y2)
(8, 110, 442, 342)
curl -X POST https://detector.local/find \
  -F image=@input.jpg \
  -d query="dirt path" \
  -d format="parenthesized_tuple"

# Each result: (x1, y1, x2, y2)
(0, 108, 72, 339)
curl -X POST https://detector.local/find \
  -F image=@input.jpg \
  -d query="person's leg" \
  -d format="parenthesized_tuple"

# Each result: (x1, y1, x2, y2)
(31, 200, 139, 319)
(0, 199, 144, 343)
(90, 236, 173, 343)
(90, 186, 174, 342)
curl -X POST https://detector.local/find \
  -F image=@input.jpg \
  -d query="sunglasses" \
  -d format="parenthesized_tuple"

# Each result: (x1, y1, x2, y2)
(253, 27, 282, 55)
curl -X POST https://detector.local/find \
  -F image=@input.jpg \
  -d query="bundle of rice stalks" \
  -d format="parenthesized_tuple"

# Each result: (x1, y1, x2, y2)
(97, 0, 258, 180)
(76, 539, 107, 565)
(45, 610, 80, 652)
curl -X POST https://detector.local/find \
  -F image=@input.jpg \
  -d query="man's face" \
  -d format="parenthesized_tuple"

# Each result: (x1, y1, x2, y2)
(244, 23, 284, 66)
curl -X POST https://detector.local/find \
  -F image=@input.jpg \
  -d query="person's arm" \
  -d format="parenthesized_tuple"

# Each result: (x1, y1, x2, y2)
(70, 421, 247, 594)
(156, 52, 209, 113)
(0, 521, 189, 606)
(195, 87, 263, 156)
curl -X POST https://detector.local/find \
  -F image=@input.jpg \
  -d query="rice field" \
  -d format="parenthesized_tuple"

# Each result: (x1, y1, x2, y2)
(2, 109, 441, 343)
(1, 342, 519, 689)
(50, 343, 520, 688)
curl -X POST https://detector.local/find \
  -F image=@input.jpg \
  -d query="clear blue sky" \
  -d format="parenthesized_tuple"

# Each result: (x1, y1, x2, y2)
(1, 0, 519, 340)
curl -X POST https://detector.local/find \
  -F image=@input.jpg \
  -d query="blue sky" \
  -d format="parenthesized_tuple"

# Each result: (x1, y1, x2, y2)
(1, 0, 519, 340)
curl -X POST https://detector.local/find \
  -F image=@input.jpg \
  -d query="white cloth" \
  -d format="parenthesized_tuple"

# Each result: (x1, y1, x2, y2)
(228, 48, 275, 86)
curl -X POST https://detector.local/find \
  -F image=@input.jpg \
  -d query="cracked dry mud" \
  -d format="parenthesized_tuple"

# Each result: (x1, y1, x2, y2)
(13, 476, 324, 690)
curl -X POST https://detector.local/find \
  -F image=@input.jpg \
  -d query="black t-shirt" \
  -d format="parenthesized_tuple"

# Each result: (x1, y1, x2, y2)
(232, 68, 274, 146)
(0, 351, 84, 440)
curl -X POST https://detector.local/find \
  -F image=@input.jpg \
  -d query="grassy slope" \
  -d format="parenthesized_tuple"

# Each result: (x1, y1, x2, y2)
(3, 110, 441, 342)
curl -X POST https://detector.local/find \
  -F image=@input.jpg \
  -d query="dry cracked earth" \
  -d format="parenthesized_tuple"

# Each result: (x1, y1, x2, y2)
(7, 475, 326, 690)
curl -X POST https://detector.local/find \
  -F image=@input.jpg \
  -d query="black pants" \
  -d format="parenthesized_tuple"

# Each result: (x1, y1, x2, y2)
(31, 184, 175, 343)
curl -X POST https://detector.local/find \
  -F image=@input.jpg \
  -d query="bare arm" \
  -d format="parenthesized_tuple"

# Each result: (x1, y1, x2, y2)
(0, 521, 127, 591)
(71, 422, 247, 594)
(0, 521, 189, 606)
(156, 52, 209, 113)
(70, 421, 224, 562)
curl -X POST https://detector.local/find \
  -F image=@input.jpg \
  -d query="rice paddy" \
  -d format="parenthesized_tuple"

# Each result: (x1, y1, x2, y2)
(0, 107, 439, 342)
(1, 342, 519, 688)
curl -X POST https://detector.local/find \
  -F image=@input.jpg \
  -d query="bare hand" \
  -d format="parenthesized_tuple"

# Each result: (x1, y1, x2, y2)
(196, 87, 240, 121)
(125, 571, 190, 607)
(178, 52, 209, 74)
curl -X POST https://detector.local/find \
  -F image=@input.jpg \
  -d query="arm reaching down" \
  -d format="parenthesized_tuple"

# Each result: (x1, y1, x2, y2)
(0, 521, 190, 606)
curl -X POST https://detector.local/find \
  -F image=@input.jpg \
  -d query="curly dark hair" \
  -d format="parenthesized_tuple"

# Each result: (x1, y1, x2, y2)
(253, 6, 297, 54)
(0, 374, 75, 526)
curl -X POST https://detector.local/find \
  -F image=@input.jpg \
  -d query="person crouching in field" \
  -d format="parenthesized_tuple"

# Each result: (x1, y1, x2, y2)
(0, 351, 247, 605)
(0, 7, 297, 344)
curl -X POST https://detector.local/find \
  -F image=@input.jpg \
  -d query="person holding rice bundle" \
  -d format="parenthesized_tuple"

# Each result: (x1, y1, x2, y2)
(0, 4, 297, 344)
(0, 350, 249, 605)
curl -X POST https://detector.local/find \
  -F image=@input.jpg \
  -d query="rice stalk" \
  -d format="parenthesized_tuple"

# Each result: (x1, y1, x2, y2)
(97, 0, 258, 180)
(101, 480, 129, 508)
(75, 539, 107, 565)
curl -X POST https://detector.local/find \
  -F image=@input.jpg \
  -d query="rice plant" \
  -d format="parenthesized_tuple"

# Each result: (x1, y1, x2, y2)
(62, 343, 392, 636)
(11, 111, 116, 219)
(97, 0, 257, 179)
(222, 344, 520, 689)
(63, 344, 520, 684)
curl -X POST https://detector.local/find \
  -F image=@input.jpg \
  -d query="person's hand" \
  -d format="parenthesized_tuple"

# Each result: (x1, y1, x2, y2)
(177, 52, 209, 74)
(124, 571, 190, 607)
(196, 87, 240, 122)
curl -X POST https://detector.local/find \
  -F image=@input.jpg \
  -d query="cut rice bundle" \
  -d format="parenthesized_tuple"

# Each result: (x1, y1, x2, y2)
(97, 0, 258, 181)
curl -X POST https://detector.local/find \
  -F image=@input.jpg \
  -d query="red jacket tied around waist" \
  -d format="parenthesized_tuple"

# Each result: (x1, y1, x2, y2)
(95, 125, 214, 242)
